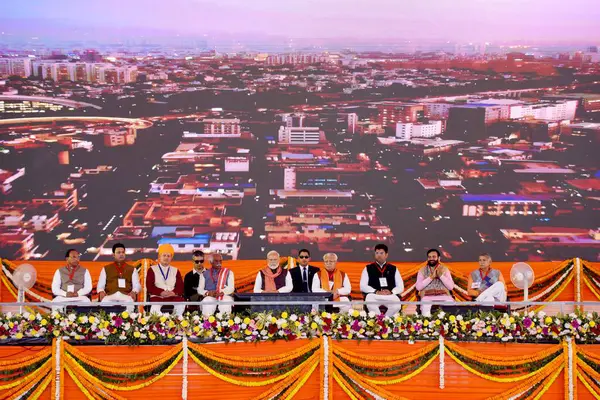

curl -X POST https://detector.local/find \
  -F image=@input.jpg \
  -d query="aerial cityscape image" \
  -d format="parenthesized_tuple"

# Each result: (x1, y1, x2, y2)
(0, 0, 598, 262)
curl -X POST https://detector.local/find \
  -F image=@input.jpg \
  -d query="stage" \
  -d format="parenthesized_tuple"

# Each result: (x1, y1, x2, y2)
(1, 258, 599, 399)
(2, 338, 600, 399)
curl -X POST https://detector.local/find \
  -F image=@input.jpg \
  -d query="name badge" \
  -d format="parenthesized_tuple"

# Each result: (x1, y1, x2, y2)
(379, 277, 388, 287)
(471, 282, 481, 289)
(67, 284, 75, 293)
(118, 278, 126, 289)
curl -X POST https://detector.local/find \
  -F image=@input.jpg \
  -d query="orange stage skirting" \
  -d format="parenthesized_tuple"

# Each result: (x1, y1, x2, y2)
(1, 340, 599, 399)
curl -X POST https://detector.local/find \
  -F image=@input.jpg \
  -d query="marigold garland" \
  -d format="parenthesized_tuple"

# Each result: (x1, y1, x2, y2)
(445, 341, 562, 367)
(188, 339, 319, 367)
(189, 349, 319, 387)
(576, 357, 600, 383)
(578, 371, 600, 400)
(583, 275, 600, 300)
(280, 356, 320, 400)
(0, 347, 51, 368)
(65, 351, 182, 391)
(64, 365, 96, 400)
(65, 342, 182, 375)
(531, 365, 564, 400)
(26, 373, 53, 400)
(65, 363, 125, 400)
(445, 346, 563, 383)
(0, 359, 51, 395)
(247, 353, 320, 400)
(332, 354, 411, 400)
(332, 369, 364, 400)
(487, 362, 562, 400)
(362, 348, 439, 385)
(332, 342, 437, 367)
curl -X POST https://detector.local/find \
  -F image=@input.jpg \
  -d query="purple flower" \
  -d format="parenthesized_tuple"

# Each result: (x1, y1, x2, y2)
(351, 320, 361, 331)
(202, 321, 211, 329)
(523, 317, 532, 328)
(114, 317, 123, 327)
(571, 320, 580, 329)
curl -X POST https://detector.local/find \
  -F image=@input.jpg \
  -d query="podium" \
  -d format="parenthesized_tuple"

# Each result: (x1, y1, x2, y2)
(234, 292, 334, 314)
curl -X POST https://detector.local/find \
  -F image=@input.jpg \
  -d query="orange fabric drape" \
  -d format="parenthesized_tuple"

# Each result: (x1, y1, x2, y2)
(1, 341, 594, 400)
(2, 259, 597, 302)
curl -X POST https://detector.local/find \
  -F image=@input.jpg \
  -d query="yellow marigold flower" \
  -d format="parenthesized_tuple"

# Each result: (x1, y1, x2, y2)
(395, 316, 403, 323)
(381, 333, 389, 339)
(89, 316, 96, 324)
(121, 311, 129, 319)
(15, 333, 23, 339)
(149, 332, 156, 340)
(351, 309, 359, 317)
(228, 319, 235, 326)
(367, 320, 375, 327)
(453, 328, 458, 333)
(281, 312, 288, 319)
(243, 317, 251, 325)
(423, 320, 430, 327)
(282, 322, 288, 329)
(321, 311, 328, 318)
(435, 320, 441, 326)
(53, 330, 60, 337)
(193, 326, 200, 333)
(133, 331, 141, 338)
(28, 314, 36, 321)
(589, 321, 596, 328)
(310, 322, 318, 330)
(449, 315, 456, 323)
(181, 320, 189, 328)
(208, 316, 215, 323)
(140, 318, 147, 325)
(244, 329, 252, 335)
(347, 333, 353, 339)
(41, 319, 48, 326)
(509, 317, 515, 324)
(545, 316, 553, 324)
(271, 317, 277, 323)
(476, 331, 483, 337)
(160, 316, 167, 323)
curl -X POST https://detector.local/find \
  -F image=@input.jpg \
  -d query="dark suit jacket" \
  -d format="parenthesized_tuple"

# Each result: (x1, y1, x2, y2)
(183, 270, 201, 300)
(289, 265, 320, 293)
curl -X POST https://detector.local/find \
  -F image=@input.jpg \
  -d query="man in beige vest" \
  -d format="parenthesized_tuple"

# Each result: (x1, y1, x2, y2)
(146, 244, 186, 315)
(97, 243, 141, 312)
(51, 249, 92, 311)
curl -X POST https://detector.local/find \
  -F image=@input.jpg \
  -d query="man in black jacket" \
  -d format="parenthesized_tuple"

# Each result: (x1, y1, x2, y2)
(183, 250, 205, 301)
(289, 249, 321, 293)
(360, 244, 404, 317)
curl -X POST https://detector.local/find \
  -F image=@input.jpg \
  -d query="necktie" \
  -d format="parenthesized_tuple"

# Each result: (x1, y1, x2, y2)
(302, 268, 308, 292)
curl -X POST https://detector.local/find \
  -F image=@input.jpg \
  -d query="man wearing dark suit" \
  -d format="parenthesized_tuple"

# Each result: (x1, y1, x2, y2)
(290, 249, 321, 293)
(183, 250, 205, 301)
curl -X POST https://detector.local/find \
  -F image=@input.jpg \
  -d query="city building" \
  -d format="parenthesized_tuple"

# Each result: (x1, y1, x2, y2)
(0, 58, 32, 78)
(375, 102, 425, 127)
(396, 121, 443, 140)
(278, 126, 325, 145)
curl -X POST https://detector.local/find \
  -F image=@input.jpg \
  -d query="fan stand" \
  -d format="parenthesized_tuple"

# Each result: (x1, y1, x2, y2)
(17, 288, 25, 314)
(523, 285, 529, 312)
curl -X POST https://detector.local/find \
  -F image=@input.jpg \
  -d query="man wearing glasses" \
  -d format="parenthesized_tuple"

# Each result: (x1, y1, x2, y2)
(184, 250, 205, 302)
(290, 249, 321, 293)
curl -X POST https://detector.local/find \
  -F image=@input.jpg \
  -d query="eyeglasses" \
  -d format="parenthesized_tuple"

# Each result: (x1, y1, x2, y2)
(298, 255, 310, 259)
(194, 260, 204, 264)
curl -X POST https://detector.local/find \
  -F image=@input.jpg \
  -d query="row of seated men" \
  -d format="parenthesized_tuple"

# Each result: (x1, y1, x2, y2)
(51, 243, 507, 317)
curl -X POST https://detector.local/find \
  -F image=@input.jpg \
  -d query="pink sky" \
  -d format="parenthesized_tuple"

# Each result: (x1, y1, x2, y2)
(1, 0, 599, 43)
